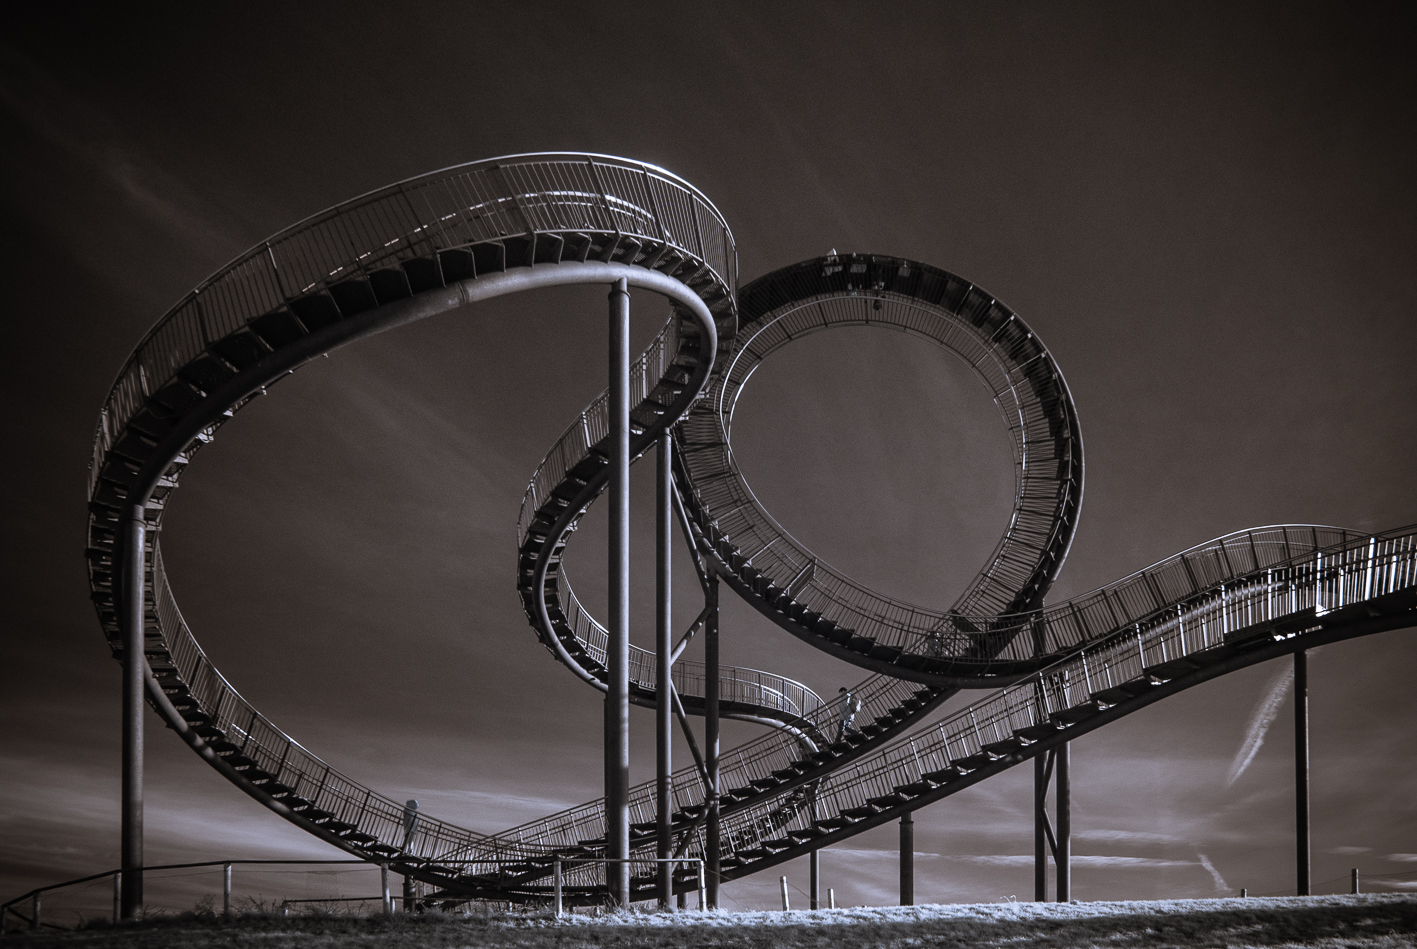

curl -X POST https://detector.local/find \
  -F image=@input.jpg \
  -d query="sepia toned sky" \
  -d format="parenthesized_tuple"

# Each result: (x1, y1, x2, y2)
(2, 1, 1415, 914)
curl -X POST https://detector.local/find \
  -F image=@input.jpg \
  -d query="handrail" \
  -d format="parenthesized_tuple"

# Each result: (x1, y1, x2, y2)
(80, 154, 1417, 910)
(674, 526, 1417, 865)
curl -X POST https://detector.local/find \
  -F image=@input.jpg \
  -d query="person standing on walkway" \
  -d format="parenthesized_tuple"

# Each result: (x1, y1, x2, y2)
(836, 687, 861, 743)
(401, 799, 419, 853)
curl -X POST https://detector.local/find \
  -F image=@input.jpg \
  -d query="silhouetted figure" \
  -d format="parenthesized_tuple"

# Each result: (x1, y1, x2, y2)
(835, 688, 861, 743)
(402, 799, 419, 853)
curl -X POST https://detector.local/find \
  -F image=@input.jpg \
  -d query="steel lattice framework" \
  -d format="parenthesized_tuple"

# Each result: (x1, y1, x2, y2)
(84, 153, 1417, 908)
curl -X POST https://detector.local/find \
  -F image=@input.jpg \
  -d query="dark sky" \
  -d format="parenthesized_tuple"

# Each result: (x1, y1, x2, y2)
(3, 1, 1416, 914)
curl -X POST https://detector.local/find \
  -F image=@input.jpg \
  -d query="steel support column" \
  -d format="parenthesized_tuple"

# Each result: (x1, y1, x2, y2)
(120, 504, 145, 919)
(656, 430, 673, 908)
(1057, 741, 1071, 903)
(606, 277, 631, 907)
(705, 573, 721, 909)
(810, 849, 820, 910)
(1034, 751, 1047, 902)
(1295, 648, 1310, 896)
(900, 812, 915, 905)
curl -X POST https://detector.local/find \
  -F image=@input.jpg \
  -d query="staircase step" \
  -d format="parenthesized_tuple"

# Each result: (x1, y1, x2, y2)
(1052, 701, 1103, 724)
(895, 781, 935, 797)
(867, 793, 909, 808)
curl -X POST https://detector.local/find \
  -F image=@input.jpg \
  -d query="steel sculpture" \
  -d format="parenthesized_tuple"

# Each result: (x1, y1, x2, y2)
(85, 153, 1417, 915)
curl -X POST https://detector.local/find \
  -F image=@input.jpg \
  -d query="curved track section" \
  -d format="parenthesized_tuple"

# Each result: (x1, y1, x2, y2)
(677, 255, 1084, 686)
(84, 154, 822, 896)
(88, 160, 1417, 906)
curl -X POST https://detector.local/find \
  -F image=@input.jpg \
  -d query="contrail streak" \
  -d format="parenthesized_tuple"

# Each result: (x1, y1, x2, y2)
(1226, 649, 1321, 787)
(1198, 852, 1228, 892)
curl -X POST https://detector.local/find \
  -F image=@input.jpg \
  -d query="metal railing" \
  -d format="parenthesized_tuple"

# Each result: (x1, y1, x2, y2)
(553, 567, 824, 720)
(678, 281, 1082, 664)
(695, 526, 1417, 860)
(88, 154, 742, 890)
(90, 153, 736, 499)
(0, 860, 375, 934)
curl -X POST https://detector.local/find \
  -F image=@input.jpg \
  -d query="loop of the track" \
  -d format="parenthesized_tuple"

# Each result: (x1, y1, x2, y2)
(85, 154, 1417, 905)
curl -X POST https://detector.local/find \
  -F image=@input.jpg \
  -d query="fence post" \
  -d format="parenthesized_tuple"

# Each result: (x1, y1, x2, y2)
(1352, 868, 1360, 894)
(697, 861, 706, 911)
(113, 872, 120, 924)
(553, 860, 563, 917)
(828, 887, 836, 909)
(29, 895, 39, 932)
(380, 864, 391, 915)
(779, 876, 790, 911)
(223, 863, 232, 918)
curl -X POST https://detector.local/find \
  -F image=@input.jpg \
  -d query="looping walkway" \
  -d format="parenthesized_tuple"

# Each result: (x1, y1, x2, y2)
(84, 153, 1417, 906)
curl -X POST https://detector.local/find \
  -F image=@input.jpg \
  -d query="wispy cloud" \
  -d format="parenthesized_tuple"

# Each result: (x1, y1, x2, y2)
(1075, 829, 1186, 845)
(1328, 845, 1373, 855)
(1386, 853, 1417, 863)
(940, 854, 1198, 868)
(1197, 853, 1228, 892)
(1226, 655, 1314, 787)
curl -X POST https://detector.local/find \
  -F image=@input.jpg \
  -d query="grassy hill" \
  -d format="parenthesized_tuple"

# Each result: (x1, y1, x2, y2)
(5, 894, 1414, 948)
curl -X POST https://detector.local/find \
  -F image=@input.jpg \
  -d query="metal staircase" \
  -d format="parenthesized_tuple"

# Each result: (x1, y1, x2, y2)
(84, 153, 1417, 909)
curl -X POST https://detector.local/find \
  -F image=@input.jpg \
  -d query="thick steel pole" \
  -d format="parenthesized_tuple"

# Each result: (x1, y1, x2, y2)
(1295, 649, 1310, 896)
(810, 849, 820, 910)
(1056, 741, 1070, 903)
(606, 278, 631, 907)
(656, 430, 673, 908)
(705, 573, 721, 909)
(120, 504, 145, 919)
(1034, 750, 1047, 902)
(899, 812, 915, 905)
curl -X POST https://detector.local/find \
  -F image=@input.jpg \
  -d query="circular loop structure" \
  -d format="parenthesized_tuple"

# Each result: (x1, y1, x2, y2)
(675, 254, 1084, 685)
(87, 153, 1417, 905)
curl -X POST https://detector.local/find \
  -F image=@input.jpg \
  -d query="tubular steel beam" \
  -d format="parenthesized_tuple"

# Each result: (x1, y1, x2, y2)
(656, 430, 673, 908)
(607, 277, 631, 908)
(1296, 648, 1311, 896)
(900, 812, 914, 905)
(1056, 741, 1071, 903)
(1034, 750, 1047, 902)
(120, 504, 145, 920)
(705, 573, 721, 909)
(810, 849, 820, 910)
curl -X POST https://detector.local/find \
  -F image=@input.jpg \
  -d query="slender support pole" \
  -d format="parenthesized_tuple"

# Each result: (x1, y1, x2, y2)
(697, 860, 706, 910)
(1034, 751, 1047, 902)
(1351, 868, 1360, 894)
(112, 871, 120, 924)
(828, 887, 836, 909)
(222, 863, 232, 918)
(1295, 649, 1310, 896)
(656, 431, 673, 909)
(810, 849, 820, 910)
(30, 894, 39, 932)
(900, 812, 914, 905)
(380, 865, 391, 915)
(120, 504, 145, 920)
(606, 277, 631, 908)
(402, 873, 414, 913)
(779, 876, 790, 911)
(1056, 741, 1070, 903)
(553, 860, 563, 916)
(705, 573, 721, 909)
